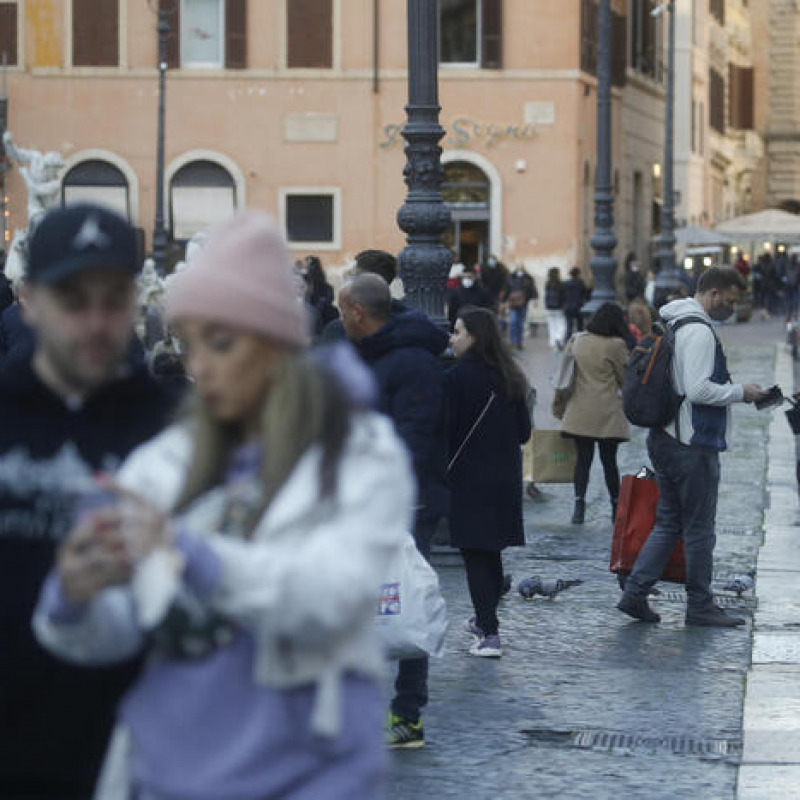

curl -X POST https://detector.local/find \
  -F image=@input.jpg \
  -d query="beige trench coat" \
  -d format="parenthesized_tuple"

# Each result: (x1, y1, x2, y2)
(562, 332, 630, 441)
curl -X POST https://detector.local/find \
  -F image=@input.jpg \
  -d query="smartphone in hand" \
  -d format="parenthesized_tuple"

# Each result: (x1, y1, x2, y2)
(755, 385, 785, 411)
(74, 488, 118, 525)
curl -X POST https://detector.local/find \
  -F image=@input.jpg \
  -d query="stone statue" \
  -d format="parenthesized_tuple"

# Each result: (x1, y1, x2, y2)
(2, 131, 65, 228)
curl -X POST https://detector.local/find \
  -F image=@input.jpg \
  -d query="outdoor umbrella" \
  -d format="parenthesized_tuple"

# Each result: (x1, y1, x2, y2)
(715, 209, 800, 240)
(674, 226, 733, 246)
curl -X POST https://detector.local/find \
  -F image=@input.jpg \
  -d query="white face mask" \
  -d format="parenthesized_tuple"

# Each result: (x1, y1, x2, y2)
(462, 278, 474, 289)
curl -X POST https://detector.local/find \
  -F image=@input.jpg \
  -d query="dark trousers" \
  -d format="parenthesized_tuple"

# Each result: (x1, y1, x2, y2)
(573, 436, 620, 501)
(391, 518, 436, 723)
(625, 429, 720, 610)
(787, 287, 799, 319)
(461, 548, 504, 636)
(565, 308, 584, 339)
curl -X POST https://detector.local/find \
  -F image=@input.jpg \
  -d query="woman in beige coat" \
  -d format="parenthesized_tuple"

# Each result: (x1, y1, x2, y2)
(561, 303, 631, 524)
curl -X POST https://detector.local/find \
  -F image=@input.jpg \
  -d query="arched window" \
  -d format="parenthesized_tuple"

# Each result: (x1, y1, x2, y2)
(442, 161, 491, 265)
(62, 160, 130, 219)
(169, 160, 236, 241)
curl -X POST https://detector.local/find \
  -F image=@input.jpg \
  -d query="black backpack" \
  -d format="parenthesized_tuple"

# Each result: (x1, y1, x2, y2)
(622, 316, 712, 428)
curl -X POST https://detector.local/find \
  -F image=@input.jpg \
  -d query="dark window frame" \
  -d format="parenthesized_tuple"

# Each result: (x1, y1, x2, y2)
(0, 2, 18, 67)
(287, 0, 333, 69)
(580, 0, 626, 88)
(72, 0, 120, 68)
(285, 193, 336, 245)
(439, 0, 503, 70)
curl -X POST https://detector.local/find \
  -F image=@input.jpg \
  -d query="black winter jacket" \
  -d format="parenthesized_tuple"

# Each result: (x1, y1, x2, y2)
(445, 352, 531, 550)
(357, 310, 449, 522)
(0, 357, 174, 799)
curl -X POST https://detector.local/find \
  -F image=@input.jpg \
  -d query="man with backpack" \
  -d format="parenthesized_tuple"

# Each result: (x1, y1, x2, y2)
(617, 268, 766, 627)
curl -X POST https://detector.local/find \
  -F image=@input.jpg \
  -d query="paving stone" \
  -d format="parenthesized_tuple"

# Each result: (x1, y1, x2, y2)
(738, 766, 800, 799)
(388, 332, 779, 799)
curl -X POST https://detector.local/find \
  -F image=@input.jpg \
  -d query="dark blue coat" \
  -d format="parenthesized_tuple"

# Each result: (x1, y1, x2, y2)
(445, 353, 531, 550)
(357, 310, 449, 522)
(0, 303, 34, 369)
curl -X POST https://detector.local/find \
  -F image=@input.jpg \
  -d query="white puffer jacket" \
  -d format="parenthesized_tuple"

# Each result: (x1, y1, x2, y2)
(34, 411, 415, 737)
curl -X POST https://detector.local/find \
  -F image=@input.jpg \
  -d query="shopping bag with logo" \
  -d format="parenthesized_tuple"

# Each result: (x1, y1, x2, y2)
(375, 534, 448, 660)
(610, 467, 686, 585)
(529, 429, 578, 484)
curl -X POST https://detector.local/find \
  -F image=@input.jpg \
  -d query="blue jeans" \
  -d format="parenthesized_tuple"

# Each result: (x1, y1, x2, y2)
(391, 518, 436, 723)
(509, 307, 527, 347)
(625, 429, 720, 610)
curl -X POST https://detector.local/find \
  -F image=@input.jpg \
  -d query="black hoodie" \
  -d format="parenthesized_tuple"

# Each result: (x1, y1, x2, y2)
(0, 356, 174, 799)
(357, 310, 450, 522)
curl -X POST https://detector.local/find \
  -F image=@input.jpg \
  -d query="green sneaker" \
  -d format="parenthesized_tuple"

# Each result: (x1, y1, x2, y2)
(386, 713, 425, 749)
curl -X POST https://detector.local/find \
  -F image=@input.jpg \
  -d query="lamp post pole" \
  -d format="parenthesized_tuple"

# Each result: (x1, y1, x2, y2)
(152, 9, 170, 276)
(584, 0, 618, 314)
(397, 0, 452, 326)
(654, 0, 679, 307)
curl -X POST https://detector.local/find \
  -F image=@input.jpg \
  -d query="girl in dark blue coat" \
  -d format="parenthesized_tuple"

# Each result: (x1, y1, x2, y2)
(446, 307, 532, 658)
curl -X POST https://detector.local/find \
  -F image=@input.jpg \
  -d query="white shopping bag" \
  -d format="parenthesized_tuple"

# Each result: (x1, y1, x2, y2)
(375, 535, 448, 660)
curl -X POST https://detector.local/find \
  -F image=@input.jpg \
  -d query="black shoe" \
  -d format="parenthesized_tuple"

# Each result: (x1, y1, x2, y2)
(616, 593, 661, 623)
(685, 604, 745, 628)
(526, 483, 546, 502)
(571, 499, 586, 525)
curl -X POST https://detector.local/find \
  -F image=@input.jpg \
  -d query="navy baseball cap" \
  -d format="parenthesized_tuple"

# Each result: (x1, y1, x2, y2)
(26, 204, 140, 285)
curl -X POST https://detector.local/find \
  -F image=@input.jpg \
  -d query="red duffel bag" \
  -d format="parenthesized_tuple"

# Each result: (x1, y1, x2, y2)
(610, 467, 686, 585)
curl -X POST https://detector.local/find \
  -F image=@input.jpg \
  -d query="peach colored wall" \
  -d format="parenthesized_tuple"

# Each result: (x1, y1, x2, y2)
(4, 0, 625, 275)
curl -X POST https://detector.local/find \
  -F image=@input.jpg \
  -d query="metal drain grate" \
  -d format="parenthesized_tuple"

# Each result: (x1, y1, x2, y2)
(716, 527, 761, 537)
(572, 731, 741, 758)
(522, 728, 742, 760)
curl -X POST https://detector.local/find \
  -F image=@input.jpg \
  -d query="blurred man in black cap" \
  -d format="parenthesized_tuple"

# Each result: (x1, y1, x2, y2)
(0, 204, 174, 799)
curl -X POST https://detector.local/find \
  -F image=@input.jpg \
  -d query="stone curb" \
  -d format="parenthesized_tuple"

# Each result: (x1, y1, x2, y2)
(738, 345, 800, 799)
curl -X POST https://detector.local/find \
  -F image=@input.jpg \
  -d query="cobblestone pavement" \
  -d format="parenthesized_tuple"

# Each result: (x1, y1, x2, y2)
(386, 321, 783, 800)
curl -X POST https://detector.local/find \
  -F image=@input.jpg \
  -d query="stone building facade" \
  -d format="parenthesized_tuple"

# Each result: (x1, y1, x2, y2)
(0, 0, 668, 282)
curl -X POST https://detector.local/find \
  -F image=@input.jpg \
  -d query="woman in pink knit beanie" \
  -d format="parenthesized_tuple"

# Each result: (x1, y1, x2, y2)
(38, 212, 414, 799)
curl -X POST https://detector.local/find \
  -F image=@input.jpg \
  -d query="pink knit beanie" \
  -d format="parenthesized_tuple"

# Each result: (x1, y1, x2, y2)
(165, 212, 309, 349)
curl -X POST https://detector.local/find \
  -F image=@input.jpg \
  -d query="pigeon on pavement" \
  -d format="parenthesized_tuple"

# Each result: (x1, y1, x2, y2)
(723, 570, 756, 597)
(518, 577, 584, 600)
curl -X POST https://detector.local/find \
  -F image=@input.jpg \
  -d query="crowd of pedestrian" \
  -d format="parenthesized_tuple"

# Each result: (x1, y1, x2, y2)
(0, 201, 774, 799)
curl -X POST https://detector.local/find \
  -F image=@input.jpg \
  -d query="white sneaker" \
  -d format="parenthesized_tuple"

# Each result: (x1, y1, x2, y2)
(469, 634, 503, 658)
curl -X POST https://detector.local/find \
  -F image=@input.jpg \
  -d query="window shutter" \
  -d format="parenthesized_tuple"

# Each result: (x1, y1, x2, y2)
(580, 0, 598, 76)
(481, 0, 503, 69)
(226, 0, 247, 69)
(73, 0, 119, 67)
(728, 65, 753, 130)
(288, 0, 333, 69)
(728, 63, 739, 128)
(740, 66, 754, 130)
(0, 3, 17, 66)
(159, 0, 180, 69)
(612, 10, 627, 87)
(709, 68, 725, 134)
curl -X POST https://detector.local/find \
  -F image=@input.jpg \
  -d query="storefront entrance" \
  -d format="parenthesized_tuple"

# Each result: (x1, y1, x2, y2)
(442, 161, 491, 267)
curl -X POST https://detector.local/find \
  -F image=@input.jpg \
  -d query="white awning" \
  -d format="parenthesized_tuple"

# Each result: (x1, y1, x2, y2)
(63, 185, 130, 220)
(171, 186, 235, 240)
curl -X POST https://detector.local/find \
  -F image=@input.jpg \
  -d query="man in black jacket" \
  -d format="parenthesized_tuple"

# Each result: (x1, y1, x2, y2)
(339, 273, 448, 750)
(0, 205, 174, 800)
(318, 249, 398, 344)
(563, 266, 588, 338)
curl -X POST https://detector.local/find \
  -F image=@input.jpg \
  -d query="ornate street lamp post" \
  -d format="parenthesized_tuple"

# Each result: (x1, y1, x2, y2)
(584, 0, 618, 314)
(150, 3, 173, 276)
(397, 0, 452, 325)
(653, 0, 679, 306)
